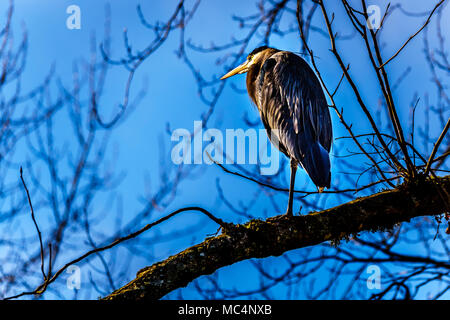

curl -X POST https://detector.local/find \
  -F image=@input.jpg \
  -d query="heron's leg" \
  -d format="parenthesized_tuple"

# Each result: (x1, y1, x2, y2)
(285, 159, 297, 216)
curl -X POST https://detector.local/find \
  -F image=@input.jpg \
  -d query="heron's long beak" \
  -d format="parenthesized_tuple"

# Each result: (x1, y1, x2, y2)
(220, 61, 250, 80)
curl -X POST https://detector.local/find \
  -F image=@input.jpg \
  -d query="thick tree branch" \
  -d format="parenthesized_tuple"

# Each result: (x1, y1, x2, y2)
(104, 175, 450, 300)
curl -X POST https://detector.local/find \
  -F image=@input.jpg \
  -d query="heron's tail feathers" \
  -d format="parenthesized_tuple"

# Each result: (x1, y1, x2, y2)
(298, 141, 331, 189)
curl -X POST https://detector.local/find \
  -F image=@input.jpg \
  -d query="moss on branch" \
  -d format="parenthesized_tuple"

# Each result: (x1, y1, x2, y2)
(104, 175, 450, 300)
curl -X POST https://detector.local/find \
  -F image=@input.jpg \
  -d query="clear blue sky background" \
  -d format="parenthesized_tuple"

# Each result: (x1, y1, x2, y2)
(1, 0, 448, 299)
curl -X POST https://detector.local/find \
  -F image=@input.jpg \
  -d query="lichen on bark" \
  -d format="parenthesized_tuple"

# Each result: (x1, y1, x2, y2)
(104, 175, 450, 301)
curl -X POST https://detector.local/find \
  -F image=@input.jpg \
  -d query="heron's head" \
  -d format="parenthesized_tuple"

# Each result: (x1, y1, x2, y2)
(220, 46, 275, 80)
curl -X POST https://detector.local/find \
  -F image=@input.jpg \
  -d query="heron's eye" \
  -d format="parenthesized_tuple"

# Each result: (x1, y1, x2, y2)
(247, 54, 253, 61)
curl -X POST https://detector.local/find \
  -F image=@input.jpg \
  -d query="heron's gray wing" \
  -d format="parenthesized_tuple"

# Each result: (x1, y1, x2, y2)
(257, 51, 332, 187)
(257, 51, 332, 154)
(278, 52, 330, 150)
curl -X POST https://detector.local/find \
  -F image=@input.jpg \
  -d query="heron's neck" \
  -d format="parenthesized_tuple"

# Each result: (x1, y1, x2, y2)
(246, 65, 260, 106)
(246, 48, 279, 107)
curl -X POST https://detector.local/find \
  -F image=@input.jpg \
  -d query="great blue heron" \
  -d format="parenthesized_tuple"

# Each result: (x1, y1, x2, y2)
(221, 46, 332, 216)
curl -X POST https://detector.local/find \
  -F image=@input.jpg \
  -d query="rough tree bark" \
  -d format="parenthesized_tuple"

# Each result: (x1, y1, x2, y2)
(104, 175, 450, 300)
